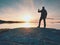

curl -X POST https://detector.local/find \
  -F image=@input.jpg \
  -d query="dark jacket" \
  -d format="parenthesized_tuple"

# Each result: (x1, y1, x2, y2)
(38, 9, 47, 19)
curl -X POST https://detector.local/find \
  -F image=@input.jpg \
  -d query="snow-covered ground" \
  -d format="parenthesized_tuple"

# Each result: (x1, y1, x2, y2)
(0, 28, 60, 45)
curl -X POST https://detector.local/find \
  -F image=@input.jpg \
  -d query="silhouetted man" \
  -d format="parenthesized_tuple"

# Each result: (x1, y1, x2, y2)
(38, 6, 47, 28)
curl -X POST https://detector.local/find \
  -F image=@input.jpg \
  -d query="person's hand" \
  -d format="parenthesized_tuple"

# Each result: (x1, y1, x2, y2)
(38, 9, 40, 12)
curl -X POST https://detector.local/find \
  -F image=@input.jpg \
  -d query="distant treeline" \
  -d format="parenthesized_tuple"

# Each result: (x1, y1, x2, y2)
(0, 20, 25, 24)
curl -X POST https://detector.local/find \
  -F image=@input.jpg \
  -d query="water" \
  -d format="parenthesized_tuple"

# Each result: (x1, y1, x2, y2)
(0, 23, 60, 29)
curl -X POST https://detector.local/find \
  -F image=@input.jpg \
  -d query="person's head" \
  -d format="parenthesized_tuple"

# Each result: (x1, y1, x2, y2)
(42, 6, 45, 9)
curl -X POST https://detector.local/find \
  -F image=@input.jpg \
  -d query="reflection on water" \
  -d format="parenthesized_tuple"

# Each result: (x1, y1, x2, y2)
(0, 23, 60, 29)
(0, 23, 37, 29)
(22, 23, 35, 28)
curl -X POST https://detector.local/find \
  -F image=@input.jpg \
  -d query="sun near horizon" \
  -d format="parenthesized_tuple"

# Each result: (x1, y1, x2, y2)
(22, 14, 32, 23)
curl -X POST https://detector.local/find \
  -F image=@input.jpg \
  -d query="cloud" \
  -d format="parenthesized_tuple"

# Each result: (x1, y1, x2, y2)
(47, 18, 54, 20)
(51, 20, 60, 23)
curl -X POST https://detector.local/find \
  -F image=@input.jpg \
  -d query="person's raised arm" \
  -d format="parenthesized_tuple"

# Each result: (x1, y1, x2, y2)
(38, 9, 42, 13)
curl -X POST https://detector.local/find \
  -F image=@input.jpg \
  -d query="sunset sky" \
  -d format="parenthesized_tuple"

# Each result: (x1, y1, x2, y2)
(0, 0, 60, 22)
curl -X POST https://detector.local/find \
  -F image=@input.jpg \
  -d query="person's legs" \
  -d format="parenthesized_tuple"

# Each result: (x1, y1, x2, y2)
(43, 19, 46, 28)
(38, 18, 42, 27)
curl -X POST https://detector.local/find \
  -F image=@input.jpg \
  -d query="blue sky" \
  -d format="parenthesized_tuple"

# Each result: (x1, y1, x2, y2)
(0, 0, 60, 22)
